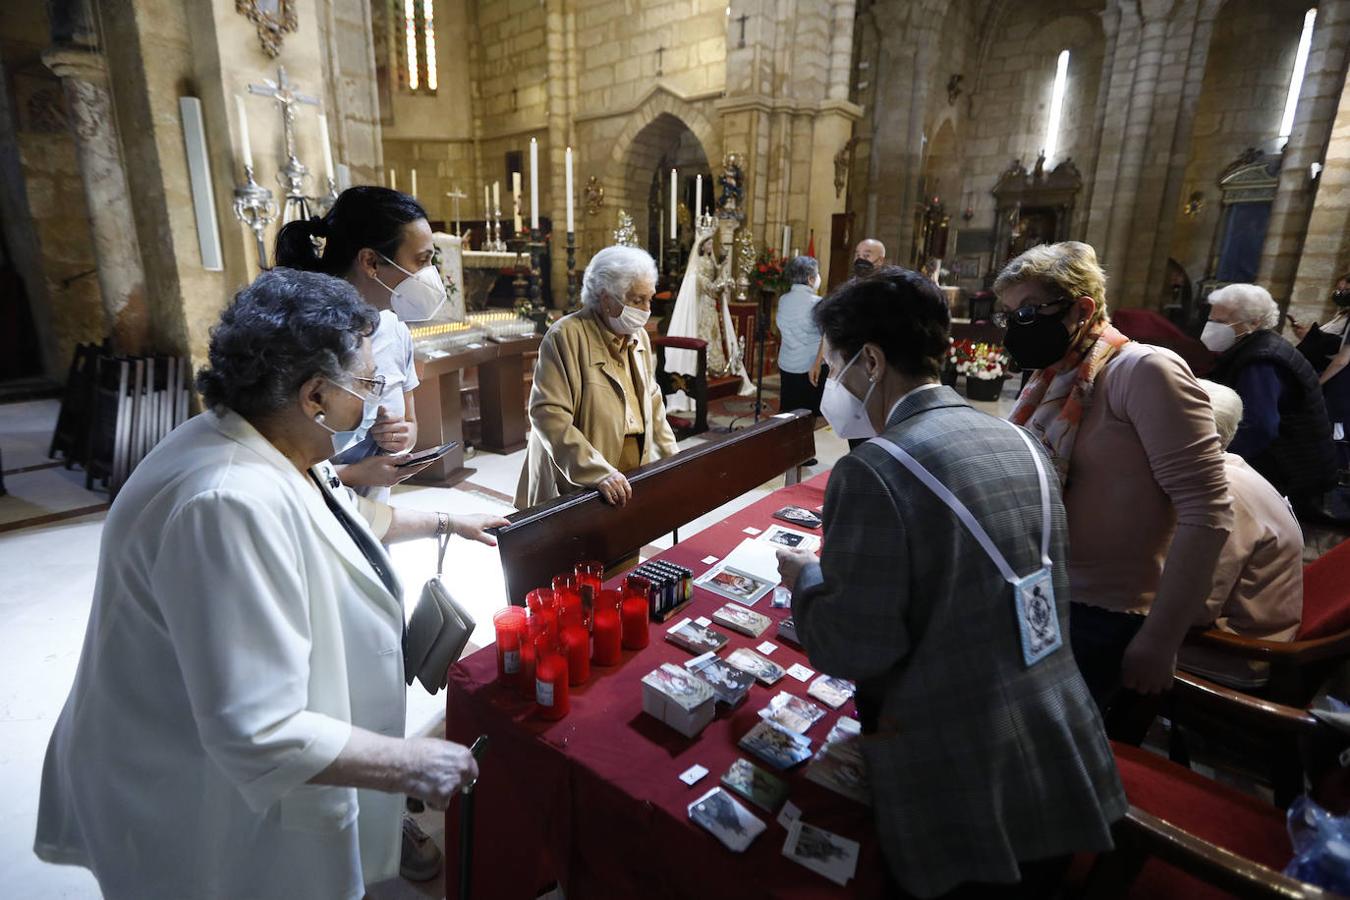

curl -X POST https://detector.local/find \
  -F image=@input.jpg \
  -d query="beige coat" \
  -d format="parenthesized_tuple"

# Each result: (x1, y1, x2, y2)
(515, 306, 679, 509)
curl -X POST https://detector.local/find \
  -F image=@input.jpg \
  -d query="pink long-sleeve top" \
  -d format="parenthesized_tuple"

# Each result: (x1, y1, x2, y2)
(1064, 343, 1235, 614)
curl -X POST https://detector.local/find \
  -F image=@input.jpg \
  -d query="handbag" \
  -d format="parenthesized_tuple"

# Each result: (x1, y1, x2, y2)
(404, 531, 476, 694)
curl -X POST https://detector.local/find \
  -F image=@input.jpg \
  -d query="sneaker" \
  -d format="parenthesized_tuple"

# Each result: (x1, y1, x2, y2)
(400, 812, 443, 882)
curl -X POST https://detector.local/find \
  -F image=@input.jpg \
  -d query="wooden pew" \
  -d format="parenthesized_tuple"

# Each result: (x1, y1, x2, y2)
(494, 410, 816, 605)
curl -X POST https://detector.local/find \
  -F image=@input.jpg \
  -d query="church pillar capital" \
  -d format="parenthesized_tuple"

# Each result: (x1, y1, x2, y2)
(41, 46, 108, 87)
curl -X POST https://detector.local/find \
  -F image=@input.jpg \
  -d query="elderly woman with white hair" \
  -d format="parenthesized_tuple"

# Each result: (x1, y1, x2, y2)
(1178, 380, 1303, 688)
(1203, 282, 1336, 512)
(516, 245, 679, 509)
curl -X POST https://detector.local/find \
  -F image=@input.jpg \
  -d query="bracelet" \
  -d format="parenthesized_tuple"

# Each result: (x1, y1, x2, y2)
(436, 512, 451, 536)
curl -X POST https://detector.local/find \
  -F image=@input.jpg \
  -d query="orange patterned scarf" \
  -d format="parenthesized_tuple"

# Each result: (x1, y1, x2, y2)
(1010, 324, 1131, 483)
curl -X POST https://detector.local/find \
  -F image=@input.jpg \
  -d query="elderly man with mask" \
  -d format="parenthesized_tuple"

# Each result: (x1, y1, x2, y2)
(852, 238, 887, 277)
(1203, 282, 1336, 514)
(516, 245, 679, 509)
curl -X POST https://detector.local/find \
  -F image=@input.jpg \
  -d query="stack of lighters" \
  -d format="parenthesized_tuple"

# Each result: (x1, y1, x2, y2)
(492, 560, 654, 720)
(628, 559, 695, 620)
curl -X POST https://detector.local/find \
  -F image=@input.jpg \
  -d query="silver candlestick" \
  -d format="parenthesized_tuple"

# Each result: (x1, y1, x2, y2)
(278, 153, 313, 223)
(233, 164, 278, 269)
(317, 176, 339, 216)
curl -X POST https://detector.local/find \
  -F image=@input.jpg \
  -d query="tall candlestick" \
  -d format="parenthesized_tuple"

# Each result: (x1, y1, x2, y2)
(317, 113, 334, 181)
(484, 184, 491, 218)
(512, 171, 523, 233)
(234, 95, 253, 170)
(565, 147, 575, 233)
(410, 168, 418, 198)
(669, 168, 677, 237)
(529, 137, 540, 230)
(695, 174, 702, 217)
(389, 168, 397, 191)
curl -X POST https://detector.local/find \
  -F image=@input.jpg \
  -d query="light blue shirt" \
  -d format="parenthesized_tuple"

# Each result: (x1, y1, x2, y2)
(776, 283, 823, 374)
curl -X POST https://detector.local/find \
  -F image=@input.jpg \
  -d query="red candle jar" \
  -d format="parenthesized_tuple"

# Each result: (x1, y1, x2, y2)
(561, 624, 590, 685)
(535, 652, 570, 720)
(552, 576, 583, 630)
(620, 594, 650, 650)
(493, 608, 527, 686)
(575, 560, 604, 596)
(592, 606, 622, 665)
(527, 591, 559, 643)
(519, 618, 550, 699)
(598, 588, 623, 612)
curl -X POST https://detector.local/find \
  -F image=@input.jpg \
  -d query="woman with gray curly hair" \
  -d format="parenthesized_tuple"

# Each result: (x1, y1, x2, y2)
(1204, 282, 1336, 511)
(35, 269, 480, 900)
(516, 245, 679, 508)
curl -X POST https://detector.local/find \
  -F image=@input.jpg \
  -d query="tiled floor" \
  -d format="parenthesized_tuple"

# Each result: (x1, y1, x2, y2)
(0, 386, 1017, 898)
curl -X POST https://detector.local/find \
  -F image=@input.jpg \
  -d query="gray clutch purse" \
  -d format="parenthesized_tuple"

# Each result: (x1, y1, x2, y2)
(404, 533, 476, 694)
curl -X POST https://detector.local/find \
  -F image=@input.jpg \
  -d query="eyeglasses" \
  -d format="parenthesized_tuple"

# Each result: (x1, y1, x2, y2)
(992, 297, 1072, 328)
(337, 373, 388, 402)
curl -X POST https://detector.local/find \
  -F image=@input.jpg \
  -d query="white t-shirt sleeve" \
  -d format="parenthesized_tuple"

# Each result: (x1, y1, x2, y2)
(398, 320, 420, 392)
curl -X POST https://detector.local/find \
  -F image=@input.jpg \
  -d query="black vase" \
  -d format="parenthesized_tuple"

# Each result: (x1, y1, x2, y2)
(964, 376, 1006, 402)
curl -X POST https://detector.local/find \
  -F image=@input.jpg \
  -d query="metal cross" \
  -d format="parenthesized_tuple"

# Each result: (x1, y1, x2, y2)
(248, 66, 320, 160)
(735, 13, 749, 49)
(656, 46, 665, 75)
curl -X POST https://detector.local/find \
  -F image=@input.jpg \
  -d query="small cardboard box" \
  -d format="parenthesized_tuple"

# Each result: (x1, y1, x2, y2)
(641, 663, 716, 738)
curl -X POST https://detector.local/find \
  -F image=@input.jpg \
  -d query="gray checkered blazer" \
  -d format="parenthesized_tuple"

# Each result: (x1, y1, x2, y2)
(793, 386, 1126, 898)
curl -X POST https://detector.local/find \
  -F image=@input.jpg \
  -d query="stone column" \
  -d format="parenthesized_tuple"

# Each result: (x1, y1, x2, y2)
(1287, 64, 1350, 326)
(1257, 0, 1350, 308)
(42, 46, 149, 355)
(1102, 0, 1174, 280)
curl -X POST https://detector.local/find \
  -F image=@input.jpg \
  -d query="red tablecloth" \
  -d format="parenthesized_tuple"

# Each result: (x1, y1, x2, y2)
(444, 472, 887, 899)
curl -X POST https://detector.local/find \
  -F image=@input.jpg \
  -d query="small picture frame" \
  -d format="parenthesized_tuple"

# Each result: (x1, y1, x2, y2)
(696, 563, 775, 606)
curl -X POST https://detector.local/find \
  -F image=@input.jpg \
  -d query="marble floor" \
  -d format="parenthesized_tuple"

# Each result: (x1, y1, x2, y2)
(0, 388, 1013, 898)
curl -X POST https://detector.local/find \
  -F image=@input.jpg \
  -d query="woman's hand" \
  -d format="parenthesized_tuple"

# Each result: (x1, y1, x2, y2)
(1287, 314, 1311, 342)
(399, 736, 480, 810)
(449, 512, 512, 546)
(775, 546, 816, 589)
(808, 360, 822, 387)
(1119, 631, 1177, 695)
(341, 454, 431, 488)
(369, 407, 416, 453)
(595, 471, 632, 507)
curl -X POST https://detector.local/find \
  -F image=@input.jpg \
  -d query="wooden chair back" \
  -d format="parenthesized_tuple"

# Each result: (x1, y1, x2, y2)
(651, 334, 709, 438)
(494, 411, 815, 605)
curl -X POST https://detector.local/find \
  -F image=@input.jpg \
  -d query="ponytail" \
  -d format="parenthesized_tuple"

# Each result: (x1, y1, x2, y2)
(273, 185, 427, 276)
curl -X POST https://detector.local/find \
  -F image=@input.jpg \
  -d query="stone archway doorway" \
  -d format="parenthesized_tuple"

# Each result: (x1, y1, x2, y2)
(619, 112, 712, 276)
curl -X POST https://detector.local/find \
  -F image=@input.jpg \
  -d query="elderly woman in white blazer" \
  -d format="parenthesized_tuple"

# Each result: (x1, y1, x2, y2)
(34, 270, 495, 900)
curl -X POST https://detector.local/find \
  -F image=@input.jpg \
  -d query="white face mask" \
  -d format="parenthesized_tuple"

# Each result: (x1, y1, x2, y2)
(316, 379, 382, 455)
(1201, 320, 1239, 354)
(376, 255, 447, 322)
(606, 300, 651, 335)
(820, 348, 878, 440)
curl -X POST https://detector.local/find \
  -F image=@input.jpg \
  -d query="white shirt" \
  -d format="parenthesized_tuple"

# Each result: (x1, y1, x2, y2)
(35, 410, 404, 900)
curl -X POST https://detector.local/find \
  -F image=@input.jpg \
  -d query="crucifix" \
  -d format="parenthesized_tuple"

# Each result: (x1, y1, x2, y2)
(248, 66, 322, 223)
(446, 186, 467, 237)
(656, 45, 665, 76)
(735, 13, 749, 49)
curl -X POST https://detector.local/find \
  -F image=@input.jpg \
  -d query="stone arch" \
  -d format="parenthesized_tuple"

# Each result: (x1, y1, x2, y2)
(602, 90, 719, 253)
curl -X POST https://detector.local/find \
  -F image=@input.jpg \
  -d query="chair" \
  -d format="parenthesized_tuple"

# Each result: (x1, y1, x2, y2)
(1084, 741, 1333, 899)
(651, 334, 708, 438)
(1181, 538, 1350, 708)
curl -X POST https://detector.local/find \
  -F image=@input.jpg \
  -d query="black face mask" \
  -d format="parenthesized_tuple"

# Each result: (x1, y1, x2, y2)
(1334, 289, 1350, 308)
(1004, 313, 1079, 370)
(853, 258, 874, 277)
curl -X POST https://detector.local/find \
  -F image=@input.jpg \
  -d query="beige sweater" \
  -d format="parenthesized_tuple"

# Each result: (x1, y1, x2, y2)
(1063, 343, 1234, 614)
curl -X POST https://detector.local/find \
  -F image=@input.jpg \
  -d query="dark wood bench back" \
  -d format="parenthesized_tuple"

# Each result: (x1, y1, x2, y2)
(494, 410, 815, 605)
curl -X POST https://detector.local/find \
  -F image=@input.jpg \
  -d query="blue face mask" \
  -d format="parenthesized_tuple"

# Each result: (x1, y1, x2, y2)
(317, 379, 382, 455)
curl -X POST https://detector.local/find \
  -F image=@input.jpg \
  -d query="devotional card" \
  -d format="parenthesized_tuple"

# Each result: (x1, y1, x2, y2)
(721, 758, 788, 813)
(772, 506, 822, 529)
(759, 691, 827, 734)
(807, 675, 856, 710)
(687, 786, 767, 853)
(664, 618, 730, 655)
(712, 602, 772, 638)
(726, 647, 786, 685)
(685, 652, 755, 706)
(758, 524, 821, 551)
(782, 820, 861, 886)
(739, 719, 813, 770)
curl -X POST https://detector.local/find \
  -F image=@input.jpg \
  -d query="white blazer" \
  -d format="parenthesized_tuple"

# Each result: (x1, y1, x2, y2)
(35, 409, 405, 900)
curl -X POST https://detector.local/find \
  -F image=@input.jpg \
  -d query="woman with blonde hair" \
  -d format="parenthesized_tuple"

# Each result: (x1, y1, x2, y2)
(994, 241, 1233, 723)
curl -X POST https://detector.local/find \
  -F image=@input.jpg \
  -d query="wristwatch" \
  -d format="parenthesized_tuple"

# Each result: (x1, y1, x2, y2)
(436, 512, 452, 536)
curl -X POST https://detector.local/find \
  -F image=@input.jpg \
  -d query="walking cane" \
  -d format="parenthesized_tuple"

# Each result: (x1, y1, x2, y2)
(458, 734, 489, 900)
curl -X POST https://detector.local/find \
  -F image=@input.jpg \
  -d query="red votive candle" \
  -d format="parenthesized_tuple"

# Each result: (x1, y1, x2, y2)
(562, 624, 590, 685)
(592, 606, 622, 665)
(527, 590, 559, 643)
(519, 618, 550, 699)
(620, 594, 650, 649)
(536, 652, 570, 719)
(553, 578, 583, 630)
(493, 608, 527, 686)
(575, 560, 604, 596)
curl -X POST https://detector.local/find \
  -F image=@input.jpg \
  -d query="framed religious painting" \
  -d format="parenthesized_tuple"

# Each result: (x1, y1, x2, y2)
(236, 0, 298, 58)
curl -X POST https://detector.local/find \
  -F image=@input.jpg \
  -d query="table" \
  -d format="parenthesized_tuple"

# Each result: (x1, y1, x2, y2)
(444, 472, 887, 899)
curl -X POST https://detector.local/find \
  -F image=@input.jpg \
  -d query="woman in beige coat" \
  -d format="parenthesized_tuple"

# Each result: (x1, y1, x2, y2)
(515, 245, 679, 510)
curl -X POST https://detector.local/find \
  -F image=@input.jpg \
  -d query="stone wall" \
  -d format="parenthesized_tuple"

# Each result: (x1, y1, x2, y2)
(1289, 60, 1350, 324)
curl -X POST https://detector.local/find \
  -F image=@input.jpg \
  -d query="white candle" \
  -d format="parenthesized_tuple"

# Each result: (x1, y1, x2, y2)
(529, 138, 539, 230)
(235, 95, 253, 171)
(669, 168, 677, 237)
(317, 114, 334, 181)
(485, 184, 491, 217)
(512, 171, 523, 232)
(493, 181, 500, 213)
(411, 168, 418, 198)
(565, 146, 574, 233)
(782, 225, 791, 258)
(695, 174, 702, 218)
(389, 168, 397, 191)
